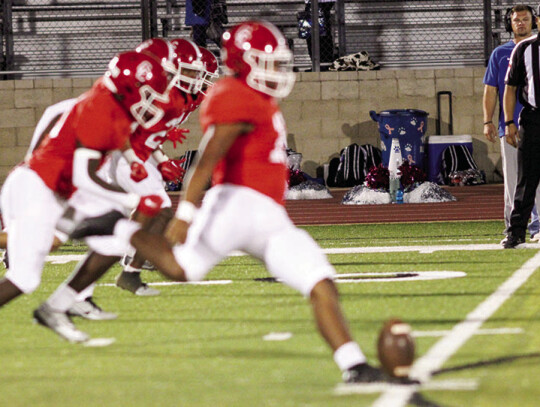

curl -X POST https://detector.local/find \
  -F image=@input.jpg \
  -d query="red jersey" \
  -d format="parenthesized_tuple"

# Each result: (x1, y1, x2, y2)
(27, 79, 133, 198)
(129, 88, 192, 161)
(199, 77, 288, 205)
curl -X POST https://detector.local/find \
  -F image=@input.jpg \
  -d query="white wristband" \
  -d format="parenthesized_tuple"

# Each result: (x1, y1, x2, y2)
(175, 200, 197, 223)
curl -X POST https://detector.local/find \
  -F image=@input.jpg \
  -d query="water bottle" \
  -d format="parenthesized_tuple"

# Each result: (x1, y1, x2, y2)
(396, 189, 404, 204)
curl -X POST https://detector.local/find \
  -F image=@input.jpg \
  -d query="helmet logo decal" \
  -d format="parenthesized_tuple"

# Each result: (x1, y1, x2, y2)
(135, 61, 153, 83)
(108, 57, 120, 78)
(235, 26, 253, 50)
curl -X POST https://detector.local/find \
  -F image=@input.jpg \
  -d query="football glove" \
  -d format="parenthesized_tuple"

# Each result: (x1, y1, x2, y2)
(130, 162, 148, 182)
(166, 127, 189, 148)
(157, 158, 186, 182)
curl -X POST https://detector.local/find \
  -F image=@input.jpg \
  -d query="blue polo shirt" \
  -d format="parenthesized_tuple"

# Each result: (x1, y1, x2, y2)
(483, 40, 523, 137)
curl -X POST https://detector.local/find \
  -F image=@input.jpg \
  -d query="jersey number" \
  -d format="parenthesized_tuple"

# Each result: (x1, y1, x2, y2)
(144, 130, 167, 149)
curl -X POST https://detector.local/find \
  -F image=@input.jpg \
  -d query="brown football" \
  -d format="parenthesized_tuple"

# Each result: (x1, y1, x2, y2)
(377, 318, 415, 378)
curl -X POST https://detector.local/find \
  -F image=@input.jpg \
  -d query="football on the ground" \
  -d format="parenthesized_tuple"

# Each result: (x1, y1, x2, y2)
(377, 318, 415, 378)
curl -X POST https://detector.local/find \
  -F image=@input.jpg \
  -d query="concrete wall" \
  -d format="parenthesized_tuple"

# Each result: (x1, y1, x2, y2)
(0, 67, 500, 186)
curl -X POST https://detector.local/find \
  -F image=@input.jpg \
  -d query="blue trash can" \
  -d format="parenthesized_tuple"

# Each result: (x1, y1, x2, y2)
(369, 109, 429, 170)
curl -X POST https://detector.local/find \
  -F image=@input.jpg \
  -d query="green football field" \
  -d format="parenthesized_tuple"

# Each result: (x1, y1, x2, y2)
(1, 220, 540, 407)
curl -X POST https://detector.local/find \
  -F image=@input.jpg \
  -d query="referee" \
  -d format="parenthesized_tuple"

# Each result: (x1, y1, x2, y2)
(504, 8, 540, 248)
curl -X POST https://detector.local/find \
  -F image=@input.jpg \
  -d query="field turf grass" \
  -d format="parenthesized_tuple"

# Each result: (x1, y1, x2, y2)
(1, 220, 539, 407)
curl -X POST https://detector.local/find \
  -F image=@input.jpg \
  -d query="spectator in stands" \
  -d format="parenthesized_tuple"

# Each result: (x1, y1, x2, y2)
(483, 4, 540, 246)
(304, 0, 335, 68)
(185, 0, 228, 48)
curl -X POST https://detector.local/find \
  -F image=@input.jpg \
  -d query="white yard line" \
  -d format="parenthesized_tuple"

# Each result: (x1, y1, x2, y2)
(335, 378, 478, 395)
(322, 243, 539, 255)
(371, 250, 540, 407)
(412, 327, 524, 337)
(44, 242, 539, 264)
(99, 280, 232, 287)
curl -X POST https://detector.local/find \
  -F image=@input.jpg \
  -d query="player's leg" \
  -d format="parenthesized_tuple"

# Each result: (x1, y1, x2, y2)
(0, 230, 7, 248)
(41, 250, 120, 313)
(121, 185, 231, 282)
(116, 208, 173, 296)
(34, 246, 121, 342)
(114, 157, 171, 296)
(501, 137, 517, 243)
(0, 167, 61, 307)
(229, 188, 387, 383)
(33, 189, 137, 341)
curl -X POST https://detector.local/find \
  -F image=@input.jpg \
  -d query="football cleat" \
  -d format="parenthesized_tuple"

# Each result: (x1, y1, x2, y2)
(531, 232, 540, 242)
(67, 297, 118, 321)
(33, 303, 89, 343)
(503, 235, 526, 249)
(342, 363, 388, 384)
(343, 363, 419, 385)
(116, 271, 160, 296)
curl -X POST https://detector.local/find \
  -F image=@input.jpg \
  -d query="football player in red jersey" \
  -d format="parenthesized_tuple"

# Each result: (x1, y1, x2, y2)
(113, 38, 208, 295)
(0, 50, 172, 342)
(74, 21, 395, 383)
(0, 97, 121, 320)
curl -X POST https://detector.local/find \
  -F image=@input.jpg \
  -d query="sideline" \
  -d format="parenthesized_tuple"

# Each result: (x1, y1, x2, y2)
(371, 250, 540, 407)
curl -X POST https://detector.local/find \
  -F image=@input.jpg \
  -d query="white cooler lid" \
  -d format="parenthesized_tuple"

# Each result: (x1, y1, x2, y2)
(428, 135, 472, 144)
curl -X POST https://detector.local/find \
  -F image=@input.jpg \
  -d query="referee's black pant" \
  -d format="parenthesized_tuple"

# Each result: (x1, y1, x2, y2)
(508, 109, 540, 238)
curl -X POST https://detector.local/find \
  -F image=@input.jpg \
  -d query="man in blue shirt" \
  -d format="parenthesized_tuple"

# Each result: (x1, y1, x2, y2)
(483, 4, 540, 244)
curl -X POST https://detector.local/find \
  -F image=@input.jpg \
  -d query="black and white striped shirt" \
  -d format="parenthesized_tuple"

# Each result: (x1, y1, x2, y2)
(506, 34, 540, 109)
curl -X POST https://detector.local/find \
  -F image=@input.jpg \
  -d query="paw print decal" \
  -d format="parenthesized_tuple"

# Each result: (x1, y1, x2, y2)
(405, 143, 413, 152)
(410, 118, 417, 126)
(399, 127, 406, 135)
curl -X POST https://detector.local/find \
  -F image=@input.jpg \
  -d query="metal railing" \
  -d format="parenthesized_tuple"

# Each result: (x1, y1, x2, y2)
(0, 0, 519, 78)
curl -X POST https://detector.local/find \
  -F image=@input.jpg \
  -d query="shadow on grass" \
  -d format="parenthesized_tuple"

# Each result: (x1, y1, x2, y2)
(432, 352, 540, 376)
(407, 352, 540, 407)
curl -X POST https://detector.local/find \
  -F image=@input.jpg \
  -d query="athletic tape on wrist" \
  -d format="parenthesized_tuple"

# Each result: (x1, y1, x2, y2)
(175, 200, 196, 223)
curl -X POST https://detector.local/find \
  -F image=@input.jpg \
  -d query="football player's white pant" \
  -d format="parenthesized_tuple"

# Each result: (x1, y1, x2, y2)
(174, 184, 334, 296)
(0, 166, 64, 293)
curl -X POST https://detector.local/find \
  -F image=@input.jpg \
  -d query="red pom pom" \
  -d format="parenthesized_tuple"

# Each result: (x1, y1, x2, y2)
(365, 164, 390, 190)
(398, 161, 426, 189)
(288, 169, 306, 187)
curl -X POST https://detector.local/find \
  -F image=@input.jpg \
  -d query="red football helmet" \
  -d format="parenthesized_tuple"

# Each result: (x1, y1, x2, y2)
(135, 38, 178, 90)
(103, 50, 170, 129)
(221, 20, 295, 98)
(168, 38, 205, 94)
(198, 47, 219, 95)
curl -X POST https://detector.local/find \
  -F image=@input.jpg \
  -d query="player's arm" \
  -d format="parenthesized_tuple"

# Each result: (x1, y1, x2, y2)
(503, 84, 519, 147)
(72, 142, 139, 211)
(166, 122, 253, 244)
(483, 84, 498, 143)
(119, 140, 149, 182)
(30, 113, 63, 153)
